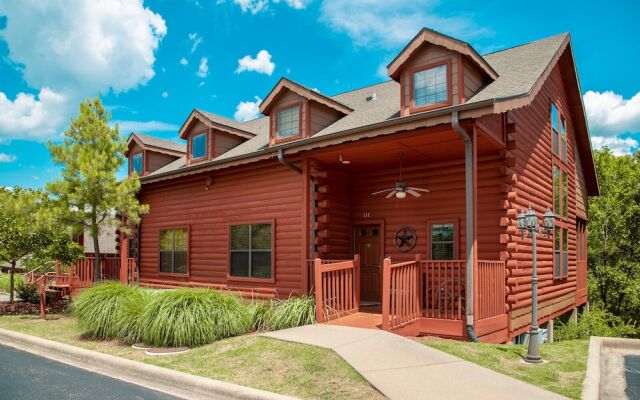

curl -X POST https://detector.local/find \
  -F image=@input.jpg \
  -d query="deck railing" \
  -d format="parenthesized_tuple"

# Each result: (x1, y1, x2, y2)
(313, 255, 360, 323)
(381, 256, 422, 330)
(477, 260, 506, 319)
(423, 260, 466, 320)
(306, 259, 349, 292)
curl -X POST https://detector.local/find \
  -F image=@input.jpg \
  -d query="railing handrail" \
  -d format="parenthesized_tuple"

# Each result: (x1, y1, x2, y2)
(314, 255, 360, 323)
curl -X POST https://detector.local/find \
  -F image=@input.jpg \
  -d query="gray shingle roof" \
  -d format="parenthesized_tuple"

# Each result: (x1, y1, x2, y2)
(145, 33, 568, 178)
(132, 133, 186, 153)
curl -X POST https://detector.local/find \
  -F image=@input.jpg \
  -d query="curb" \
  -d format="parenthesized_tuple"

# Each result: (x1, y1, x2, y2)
(582, 336, 640, 400)
(0, 328, 297, 400)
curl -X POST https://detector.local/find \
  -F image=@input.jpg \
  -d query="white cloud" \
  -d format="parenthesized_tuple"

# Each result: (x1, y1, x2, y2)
(161, 91, 168, 98)
(188, 32, 203, 53)
(0, 88, 70, 141)
(320, 0, 488, 49)
(180, 57, 189, 66)
(236, 50, 275, 75)
(112, 120, 179, 133)
(0, 153, 17, 163)
(197, 57, 209, 78)
(198, 82, 205, 87)
(273, 0, 312, 9)
(591, 136, 638, 156)
(234, 96, 262, 122)
(584, 90, 640, 136)
(233, 0, 268, 13)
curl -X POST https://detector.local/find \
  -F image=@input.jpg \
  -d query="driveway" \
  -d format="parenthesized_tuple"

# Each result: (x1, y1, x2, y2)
(0, 345, 179, 400)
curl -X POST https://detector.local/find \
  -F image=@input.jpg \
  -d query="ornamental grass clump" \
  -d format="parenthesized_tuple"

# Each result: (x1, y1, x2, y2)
(267, 294, 315, 331)
(140, 289, 251, 347)
(113, 287, 154, 344)
(73, 282, 140, 340)
(248, 301, 271, 331)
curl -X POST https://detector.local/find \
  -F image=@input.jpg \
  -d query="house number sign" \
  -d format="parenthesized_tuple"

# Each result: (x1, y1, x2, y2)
(393, 225, 417, 253)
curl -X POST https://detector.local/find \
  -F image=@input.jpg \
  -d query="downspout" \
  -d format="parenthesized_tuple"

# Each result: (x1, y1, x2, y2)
(277, 148, 302, 174)
(451, 111, 478, 342)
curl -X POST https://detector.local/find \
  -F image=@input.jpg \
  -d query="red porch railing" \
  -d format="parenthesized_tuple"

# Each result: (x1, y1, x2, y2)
(314, 255, 360, 323)
(477, 260, 506, 319)
(381, 256, 422, 330)
(423, 260, 466, 320)
(306, 259, 349, 292)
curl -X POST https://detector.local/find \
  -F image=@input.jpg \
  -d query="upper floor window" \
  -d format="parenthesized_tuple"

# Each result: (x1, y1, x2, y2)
(551, 102, 559, 154)
(277, 106, 300, 139)
(554, 226, 569, 279)
(159, 228, 188, 275)
(230, 223, 273, 279)
(430, 222, 455, 260)
(192, 132, 207, 159)
(553, 166, 569, 219)
(551, 102, 568, 163)
(132, 152, 143, 175)
(560, 116, 567, 162)
(413, 64, 448, 108)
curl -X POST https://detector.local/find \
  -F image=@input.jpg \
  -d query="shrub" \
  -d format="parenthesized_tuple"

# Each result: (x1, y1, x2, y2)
(113, 288, 154, 344)
(267, 294, 315, 331)
(140, 289, 251, 347)
(554, 307, 637, 341)
(0, 273, 24, 294)
(16, 283, 43, 303)
(73, 282, 141, 340)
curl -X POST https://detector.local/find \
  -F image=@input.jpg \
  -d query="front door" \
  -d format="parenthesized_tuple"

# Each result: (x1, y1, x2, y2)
(354, 225, 381, 302)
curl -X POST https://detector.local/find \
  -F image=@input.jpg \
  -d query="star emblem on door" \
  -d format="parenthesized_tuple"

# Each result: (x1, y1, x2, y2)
(393, 225, 417, 253)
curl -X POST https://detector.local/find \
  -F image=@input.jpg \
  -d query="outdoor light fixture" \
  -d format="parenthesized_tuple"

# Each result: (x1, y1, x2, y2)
(517, 205, 555, 364)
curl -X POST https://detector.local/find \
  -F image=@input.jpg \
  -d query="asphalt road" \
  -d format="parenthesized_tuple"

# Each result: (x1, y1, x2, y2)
(0, 345, 180, 400)
(626, 355, 640, 400)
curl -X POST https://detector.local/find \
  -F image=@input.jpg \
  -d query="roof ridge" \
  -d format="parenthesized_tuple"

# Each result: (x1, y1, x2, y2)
(482, 32, 569, 56)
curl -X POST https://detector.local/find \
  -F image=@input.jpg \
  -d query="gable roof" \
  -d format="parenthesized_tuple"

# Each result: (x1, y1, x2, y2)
(259, 77, 354, 115)
(126, 132, 186, 156)
(387, 28, 498, 81)
(178, 109, 257, 139)
(142, 31, 597, 196)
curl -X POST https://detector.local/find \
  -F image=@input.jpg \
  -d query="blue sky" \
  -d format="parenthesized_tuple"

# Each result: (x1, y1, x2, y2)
(0, 0, 639, 188)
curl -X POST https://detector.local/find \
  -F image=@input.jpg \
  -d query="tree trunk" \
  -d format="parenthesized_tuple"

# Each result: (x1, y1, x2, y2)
(9, 260, 16, 304)
(93, 234, 101, 282)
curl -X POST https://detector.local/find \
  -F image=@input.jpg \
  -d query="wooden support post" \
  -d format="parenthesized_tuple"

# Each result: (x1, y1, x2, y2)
(381, 257, 392, 330)
(55, 259, 60, 275)
(415, 254, 422, 318)
(547, 319, 554, 343)
(120, 233, 129, 284)
(354, 254, 361, 311)
(570, 308, 578, 323)
(314, 259, 323, 323)
(39, 288, 46, 320)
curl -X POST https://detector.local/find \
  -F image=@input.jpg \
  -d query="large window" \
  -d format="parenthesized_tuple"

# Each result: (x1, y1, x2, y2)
(430, 223, 455, 260)
(159, 228, 188, 274)
(230, 223, 272, 279)
(192, 132, 207, 159)
(560, 116, 567, 162)
(413, 64, 448, 108)
(132, 152, 143, 175)
(554, 226, 569, 279)
(277, 106, 300, 139)
(553, 165, 568, 219)
(551, 102, 559, 155)
(551, 101, 568, 163)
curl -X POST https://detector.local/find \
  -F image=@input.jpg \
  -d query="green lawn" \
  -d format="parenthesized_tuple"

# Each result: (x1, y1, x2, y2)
(420, 337, 588, 399)
(0, 315, 383, 400)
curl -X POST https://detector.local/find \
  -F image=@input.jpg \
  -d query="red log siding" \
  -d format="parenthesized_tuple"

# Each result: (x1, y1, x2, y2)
(138, 159, 304, 297)
(320, 168, 352, 259)
(505, 51, 583, 332)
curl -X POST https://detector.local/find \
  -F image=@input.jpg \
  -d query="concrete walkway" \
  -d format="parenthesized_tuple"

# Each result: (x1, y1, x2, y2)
(263, 324, 567, 400)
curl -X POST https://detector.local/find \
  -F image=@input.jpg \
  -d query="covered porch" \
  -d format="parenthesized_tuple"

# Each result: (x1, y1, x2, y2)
(300, 119, 511, 342)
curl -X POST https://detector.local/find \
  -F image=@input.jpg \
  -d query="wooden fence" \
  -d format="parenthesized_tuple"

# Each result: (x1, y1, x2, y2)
(381, 256, 422, 330)
(313, 256, 360, 323)
(477, 260, 506, 319)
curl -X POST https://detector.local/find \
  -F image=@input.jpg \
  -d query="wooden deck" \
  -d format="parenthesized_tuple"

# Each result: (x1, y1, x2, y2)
(326, 304, 382, 330)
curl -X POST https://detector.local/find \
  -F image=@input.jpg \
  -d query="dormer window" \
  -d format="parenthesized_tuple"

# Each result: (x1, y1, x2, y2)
(277, 106, 300, 139)
(191, 132, 207, 159)
(411, 62, 450, 111)
(132, 152, 143, 175)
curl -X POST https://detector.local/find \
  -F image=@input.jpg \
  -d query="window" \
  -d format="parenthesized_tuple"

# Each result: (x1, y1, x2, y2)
(430, 223, 455, 260)
(277, 106, 300, 139)
(553, 165, 569, 219)
(560, 116, 567, 162)
(230, 223, 272, 279)
(551, 103, 559, 155)
(553, 166, 560, 215)
(192, 133, 207, 159)
(562, 171, 568, 218)
(132, 152, 143, 175)
(127, 236, 136, 259)
(413, 64, 448, 108)
(159, 229, 188, 274)
(554, 226, 569, 279)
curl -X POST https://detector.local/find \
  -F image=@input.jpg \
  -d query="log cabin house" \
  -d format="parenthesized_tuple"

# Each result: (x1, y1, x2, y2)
(119, 29, 598, 343)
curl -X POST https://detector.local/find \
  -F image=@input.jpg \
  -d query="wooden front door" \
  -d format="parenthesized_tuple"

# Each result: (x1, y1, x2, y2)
(354, 225, 382, 302)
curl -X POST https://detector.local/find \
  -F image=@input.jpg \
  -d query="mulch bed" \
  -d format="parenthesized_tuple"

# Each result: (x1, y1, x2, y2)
(0, 299, 69, 315)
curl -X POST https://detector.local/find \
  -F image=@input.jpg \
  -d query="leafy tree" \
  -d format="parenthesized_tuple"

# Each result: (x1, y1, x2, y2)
(47, 97, 148, 281)
(588, 148, 640, 330)
(0, 188, 54, 302)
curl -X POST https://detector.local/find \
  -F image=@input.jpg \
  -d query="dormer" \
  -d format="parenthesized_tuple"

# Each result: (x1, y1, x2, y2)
(259, 78, 353, 146)
(126, 133, 186, 177)
(179, 110, 255, 166)
(387, 28, 498, 116)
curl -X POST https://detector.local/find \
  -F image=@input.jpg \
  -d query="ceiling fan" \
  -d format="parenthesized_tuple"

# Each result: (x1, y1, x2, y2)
(371, 152, 430, 199)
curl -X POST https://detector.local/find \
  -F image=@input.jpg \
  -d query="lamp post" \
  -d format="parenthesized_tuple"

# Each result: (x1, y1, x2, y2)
(517, 206, 555, 364)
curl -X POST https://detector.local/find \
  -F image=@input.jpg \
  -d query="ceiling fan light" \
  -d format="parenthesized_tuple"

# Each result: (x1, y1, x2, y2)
(395, 191, 407, 199)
